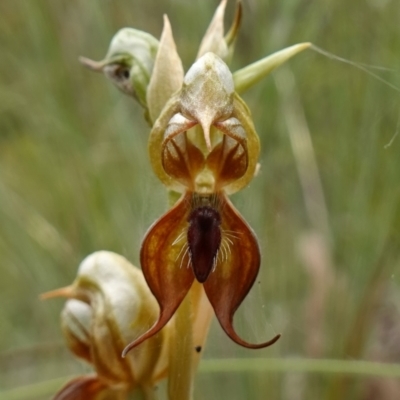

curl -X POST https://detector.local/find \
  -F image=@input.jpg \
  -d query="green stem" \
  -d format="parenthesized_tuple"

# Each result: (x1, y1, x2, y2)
(167, 293, 194, 400)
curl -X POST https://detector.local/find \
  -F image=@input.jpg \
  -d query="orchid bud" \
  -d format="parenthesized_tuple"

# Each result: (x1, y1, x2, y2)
(43, 251, 171, 399)
(80, 28, 159, 112)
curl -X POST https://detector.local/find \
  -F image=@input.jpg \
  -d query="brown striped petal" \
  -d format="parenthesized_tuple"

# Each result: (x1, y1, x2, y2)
(122, 193, 194, 356)
(204, 193, 281, 348)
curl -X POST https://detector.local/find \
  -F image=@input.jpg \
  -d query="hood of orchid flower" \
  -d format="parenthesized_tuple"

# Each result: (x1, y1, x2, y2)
(148, 52, 260, 196)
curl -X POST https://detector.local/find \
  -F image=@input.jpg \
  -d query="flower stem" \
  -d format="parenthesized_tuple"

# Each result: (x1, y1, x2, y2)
(167, 293, 194, 400)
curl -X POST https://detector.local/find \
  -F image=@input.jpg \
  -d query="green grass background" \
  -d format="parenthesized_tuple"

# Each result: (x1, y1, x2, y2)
(0, 0, 399, 399)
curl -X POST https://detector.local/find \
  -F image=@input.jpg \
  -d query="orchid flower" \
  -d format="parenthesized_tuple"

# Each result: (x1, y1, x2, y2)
(79, 0, 310, 357)
(67, 1, 312, 397)
(122, 51, 283, 356)
(42, 251, 171, 400)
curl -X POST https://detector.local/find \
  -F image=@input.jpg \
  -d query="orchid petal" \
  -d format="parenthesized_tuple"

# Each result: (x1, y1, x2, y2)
(223, 94, 260, 194)
(196, 0, 228, 60)
(204, 194, 281, 348)
(148, 95, 184, 192)
(162, 113, 205, 189)
(207, 117, 248, 188)
(196, 0, 242, 62)
(224, 1, 242, 50)
(123, 193, 195, 356)
(147, 15, 184, 124)
(233, 42, 311, 94)
(61, 299, 93, 364)
(180, 52, 234, 153)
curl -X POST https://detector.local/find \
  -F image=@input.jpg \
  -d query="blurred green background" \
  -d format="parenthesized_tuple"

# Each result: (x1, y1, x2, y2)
(0, 0, 399, 399)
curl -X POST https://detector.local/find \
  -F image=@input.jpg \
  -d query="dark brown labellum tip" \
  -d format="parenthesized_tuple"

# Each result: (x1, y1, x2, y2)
(187, 206, 221, 283)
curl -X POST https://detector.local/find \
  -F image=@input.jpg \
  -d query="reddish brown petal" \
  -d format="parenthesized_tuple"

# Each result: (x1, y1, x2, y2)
(204, 193, 280, 348)
(53, 375, 111, 400)
(122, 193, 194, 356)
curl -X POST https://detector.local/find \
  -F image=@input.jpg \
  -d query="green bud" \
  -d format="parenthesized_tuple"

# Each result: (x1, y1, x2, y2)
(80, 28, 159, 112)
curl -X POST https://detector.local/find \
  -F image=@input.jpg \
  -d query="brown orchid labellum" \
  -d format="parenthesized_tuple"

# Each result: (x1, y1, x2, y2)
(123, 53, 280, 357)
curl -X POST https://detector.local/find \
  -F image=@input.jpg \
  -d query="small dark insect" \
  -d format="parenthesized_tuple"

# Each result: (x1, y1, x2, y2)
(195, 345, 202, 353)
(187, 205, 221, 283)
